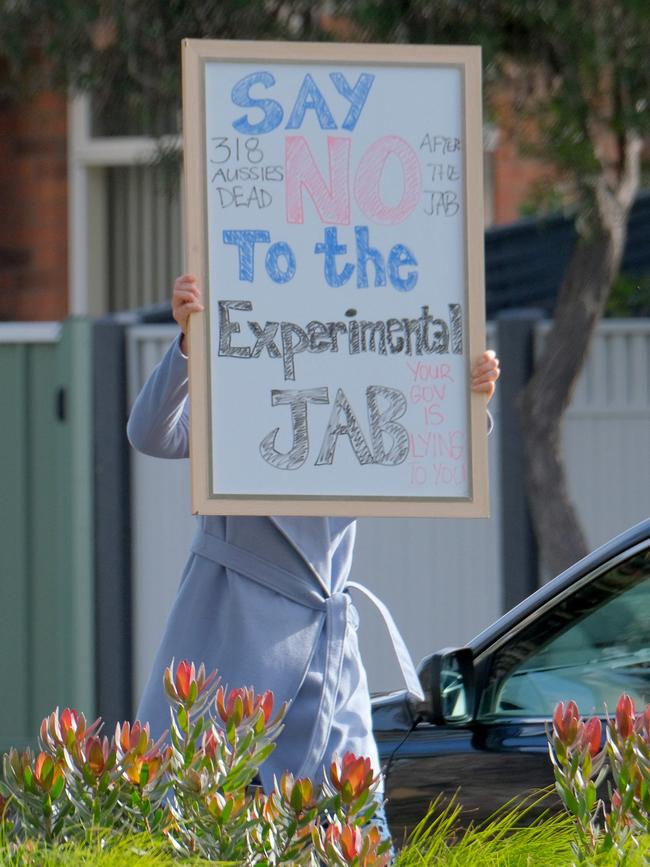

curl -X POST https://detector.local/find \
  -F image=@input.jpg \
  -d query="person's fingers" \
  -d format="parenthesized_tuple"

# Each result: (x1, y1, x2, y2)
(172, 273, 202, 326)
(472, 350, 498, 370)
(172, 283, 201, 298)
(174, 273, 198, 286)
(472, 367, 500, 384)
(173, 281, 201, 296)
(472, 381, 495, 393)
(182, 301, 204, 314)
(173, 278, 200, 301)
(472, 381, 496, 404)
(471, 351, 499, 405)
(472, 360, 500, 386)
(173, 289, 201, 303)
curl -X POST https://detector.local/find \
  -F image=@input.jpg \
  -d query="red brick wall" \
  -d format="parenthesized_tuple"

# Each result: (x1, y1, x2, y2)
(0, 91, 68, 321)
(492, 129, 554, 225)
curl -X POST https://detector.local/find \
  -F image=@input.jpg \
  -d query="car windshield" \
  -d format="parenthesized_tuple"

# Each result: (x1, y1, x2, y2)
(478, 544, 650, 719)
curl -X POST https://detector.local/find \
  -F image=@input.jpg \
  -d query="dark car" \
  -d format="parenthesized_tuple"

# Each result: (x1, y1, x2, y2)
(372, 518, 650, 837)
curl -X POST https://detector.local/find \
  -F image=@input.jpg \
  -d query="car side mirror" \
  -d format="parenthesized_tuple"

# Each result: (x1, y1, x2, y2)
(414, 647, 475, 725)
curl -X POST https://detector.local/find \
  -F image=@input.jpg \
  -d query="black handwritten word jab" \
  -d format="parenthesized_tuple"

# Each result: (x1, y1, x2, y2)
(259, 386, 409, 470)
(219, 300, 463, 381)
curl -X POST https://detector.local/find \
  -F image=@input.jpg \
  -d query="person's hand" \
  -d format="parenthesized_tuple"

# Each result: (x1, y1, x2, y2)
(172, 275, 204, 354)
(471, 350, 500, 404)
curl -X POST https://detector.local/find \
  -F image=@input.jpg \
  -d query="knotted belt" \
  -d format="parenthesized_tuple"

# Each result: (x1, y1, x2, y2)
(191, 532, 424, 774)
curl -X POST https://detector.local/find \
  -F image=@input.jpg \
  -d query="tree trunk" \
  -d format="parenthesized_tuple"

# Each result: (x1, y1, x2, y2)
(519, 146, 640, 578)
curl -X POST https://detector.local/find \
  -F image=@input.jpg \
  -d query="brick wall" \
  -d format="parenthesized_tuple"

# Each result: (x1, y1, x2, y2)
(492, 129, 554, 225)
(0, 91, 68, 321)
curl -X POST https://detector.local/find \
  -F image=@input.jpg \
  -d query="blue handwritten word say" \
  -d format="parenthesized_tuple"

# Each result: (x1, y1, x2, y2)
(231, 72, 375, 134)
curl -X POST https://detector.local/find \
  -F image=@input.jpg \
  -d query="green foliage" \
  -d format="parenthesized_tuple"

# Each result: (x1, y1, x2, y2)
(605, 273, 650, 317)
(3, 677, 650, 864)
(1, 660, 390, 865)
(549, 695, 650, 863)
(356, 0, 649, 240)
(0, 0, 302, 134)
(395, 792, 576, 865)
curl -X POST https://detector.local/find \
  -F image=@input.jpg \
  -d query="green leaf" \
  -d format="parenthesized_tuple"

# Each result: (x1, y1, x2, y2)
(183, 744, 195, 768)
(139, 764, 150, 787)
(585, 781, 597, 812)
(190, 717, 204, 743)
(50, 773, 65, 801)
(221, 798, 233, 823)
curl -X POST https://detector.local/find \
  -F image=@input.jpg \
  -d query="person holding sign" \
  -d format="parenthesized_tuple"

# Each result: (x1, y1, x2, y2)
(127, 275, 500, 825)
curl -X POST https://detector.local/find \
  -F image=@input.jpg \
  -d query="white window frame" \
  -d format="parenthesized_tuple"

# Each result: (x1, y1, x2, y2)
(68, 94, 181, 315)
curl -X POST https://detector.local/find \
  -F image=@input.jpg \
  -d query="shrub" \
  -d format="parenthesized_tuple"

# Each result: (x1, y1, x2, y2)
(1, 660, 391, 866)
(549, 693, 650, 862)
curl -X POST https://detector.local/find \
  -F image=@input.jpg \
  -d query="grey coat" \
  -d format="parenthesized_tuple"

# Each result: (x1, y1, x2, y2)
(127, 337, 380, 790)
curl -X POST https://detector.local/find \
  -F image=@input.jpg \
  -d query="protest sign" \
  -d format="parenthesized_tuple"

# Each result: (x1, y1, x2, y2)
(182, 40, 488, 516)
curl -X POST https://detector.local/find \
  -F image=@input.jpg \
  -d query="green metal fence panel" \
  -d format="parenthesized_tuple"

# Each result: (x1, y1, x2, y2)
(0, 342, 31, 748)
(0, 321, 95, 753)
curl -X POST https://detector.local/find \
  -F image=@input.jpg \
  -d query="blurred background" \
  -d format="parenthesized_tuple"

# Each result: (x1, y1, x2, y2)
(0, 1, 648, 751)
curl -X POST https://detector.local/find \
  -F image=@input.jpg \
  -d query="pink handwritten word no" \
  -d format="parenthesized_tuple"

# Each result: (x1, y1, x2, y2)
(285, 135, 422, 226)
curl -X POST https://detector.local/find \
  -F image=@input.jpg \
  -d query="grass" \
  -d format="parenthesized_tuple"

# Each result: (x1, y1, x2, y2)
(0, 831, 227, 867)
(395, 792, 576, 866)
(1, 794, 649, 866)
(395, 793, 650, 866)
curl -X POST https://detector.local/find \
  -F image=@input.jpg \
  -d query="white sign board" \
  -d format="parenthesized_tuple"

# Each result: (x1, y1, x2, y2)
(182, 40, 488, 516)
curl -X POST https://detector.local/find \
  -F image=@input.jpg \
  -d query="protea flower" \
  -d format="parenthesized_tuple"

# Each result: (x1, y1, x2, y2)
(33, 753, 65, 795)
(279, 771, 314, 812)
(123, 747, 170, 788)
(581, 717, 603, 757)
(615, 694, 635, 738)
(201, 726, 224, 759)
(163, 660, 219, 707)
(552, 700, 581, 746)
(114, 720, 152, 756)
(636, 705, 650, 741)
(330, 753, 375, 804)
(326, 822, 363, 862)
(205, 790, 246, 821)
(83, 736, 116, 778)
(40, 707, 100, 754)
(215, 686, 274, 727)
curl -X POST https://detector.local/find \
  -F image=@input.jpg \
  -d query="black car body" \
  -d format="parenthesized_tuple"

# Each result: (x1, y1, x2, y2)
(372, 519, 650, 837)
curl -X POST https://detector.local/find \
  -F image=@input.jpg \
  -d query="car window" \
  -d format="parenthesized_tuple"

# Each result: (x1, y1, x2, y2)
(478, 545, 650, 720)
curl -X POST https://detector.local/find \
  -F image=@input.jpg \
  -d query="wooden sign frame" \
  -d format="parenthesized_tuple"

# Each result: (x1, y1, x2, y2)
(182, 39, 488, 517)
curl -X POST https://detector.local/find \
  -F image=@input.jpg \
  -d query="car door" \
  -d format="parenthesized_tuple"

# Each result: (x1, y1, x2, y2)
(382, 539, 650, 837)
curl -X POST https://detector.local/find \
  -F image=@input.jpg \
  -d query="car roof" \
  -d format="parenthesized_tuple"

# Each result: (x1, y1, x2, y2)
(468, 518, 650, 658)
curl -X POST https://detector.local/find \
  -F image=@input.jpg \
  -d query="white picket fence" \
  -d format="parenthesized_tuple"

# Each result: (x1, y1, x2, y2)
(127, 320, 650, 702)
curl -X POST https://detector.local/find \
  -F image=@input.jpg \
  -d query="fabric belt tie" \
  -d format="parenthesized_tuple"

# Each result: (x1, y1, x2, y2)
(190, 533, 424, 772)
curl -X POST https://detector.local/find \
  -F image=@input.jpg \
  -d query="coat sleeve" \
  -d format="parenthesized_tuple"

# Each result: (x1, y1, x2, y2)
(127, 335, 190, 459)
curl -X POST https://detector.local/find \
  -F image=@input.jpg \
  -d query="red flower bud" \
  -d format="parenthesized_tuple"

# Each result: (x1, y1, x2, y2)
(164, 660, 218, 706)
(615, 694, 635, 738)
(552, 700, 581, 745)
(33, 753, 63, 792)
(326, 823, 363, 862)
(581, 717, 602, 757)
(116, 720, 150, 755)
(215, 686, 274, 727)
(330, 752, 375, 803)
(201, 727, 222, 759)
(175, 660, 192, 701)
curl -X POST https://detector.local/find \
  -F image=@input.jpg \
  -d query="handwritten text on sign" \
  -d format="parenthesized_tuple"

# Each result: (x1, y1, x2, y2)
(204, 63, 469, 497)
